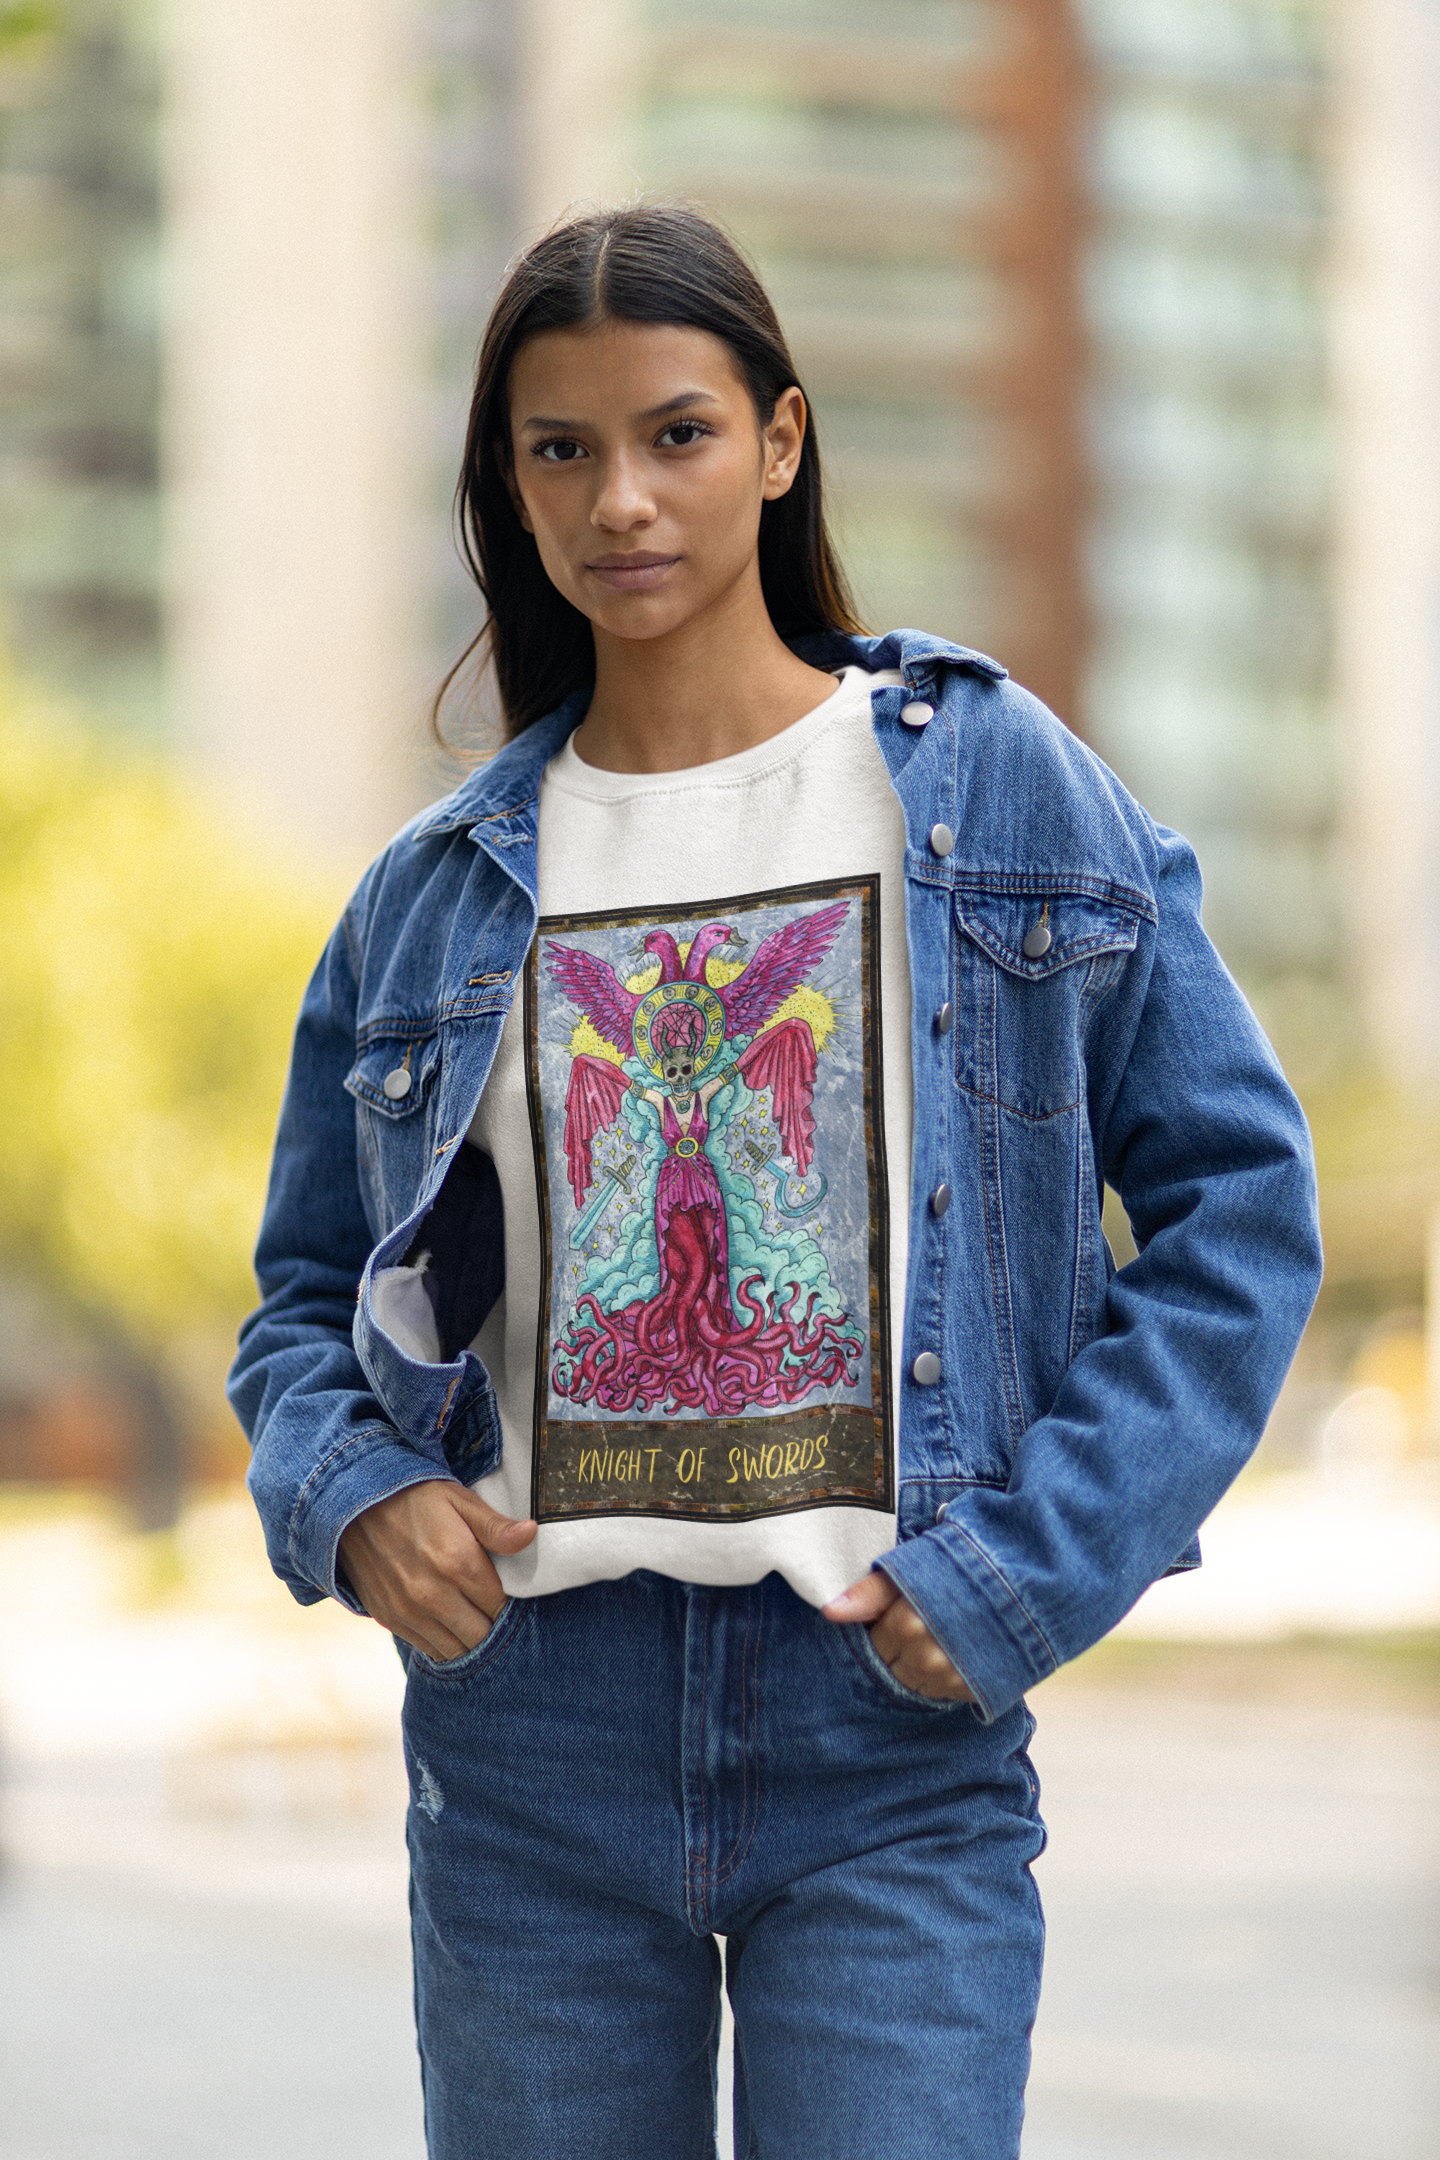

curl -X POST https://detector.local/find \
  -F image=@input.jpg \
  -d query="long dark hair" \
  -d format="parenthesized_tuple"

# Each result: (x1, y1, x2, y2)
(438, 203, 865, 744)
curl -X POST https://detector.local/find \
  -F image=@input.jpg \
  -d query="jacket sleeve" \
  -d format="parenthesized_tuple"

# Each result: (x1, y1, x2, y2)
(879, 821, 1324, 1719)
(227, 900, 457, 1607)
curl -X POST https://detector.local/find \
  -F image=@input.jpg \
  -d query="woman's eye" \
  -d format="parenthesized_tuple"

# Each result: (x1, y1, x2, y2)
(535, 438, 587, 463)
(658, 421, 708, 448)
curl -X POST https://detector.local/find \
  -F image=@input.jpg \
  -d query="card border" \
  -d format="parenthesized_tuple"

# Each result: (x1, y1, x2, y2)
(521, 872, 895, 1525)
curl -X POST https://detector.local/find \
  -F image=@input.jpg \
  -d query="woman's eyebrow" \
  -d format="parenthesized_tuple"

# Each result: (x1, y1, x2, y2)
(518, 390, 722, 432)
(636, 390, 722, 420)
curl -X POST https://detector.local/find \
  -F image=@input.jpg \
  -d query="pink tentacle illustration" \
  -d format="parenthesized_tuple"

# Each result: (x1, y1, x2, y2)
(553, 1218, 862, 1418)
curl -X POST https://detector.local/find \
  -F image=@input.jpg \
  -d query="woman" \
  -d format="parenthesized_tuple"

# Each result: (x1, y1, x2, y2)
(231, 205, 1322, 2159)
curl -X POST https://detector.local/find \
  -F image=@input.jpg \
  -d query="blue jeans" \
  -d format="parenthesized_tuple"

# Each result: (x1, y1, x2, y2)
(399, 1572, 1046, 2158)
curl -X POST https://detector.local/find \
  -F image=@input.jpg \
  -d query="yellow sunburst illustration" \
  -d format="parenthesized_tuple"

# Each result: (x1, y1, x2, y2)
(568, 1018, 626, 1066)
(572, 939, 836, 1063)
(759, 984, 835, 1052)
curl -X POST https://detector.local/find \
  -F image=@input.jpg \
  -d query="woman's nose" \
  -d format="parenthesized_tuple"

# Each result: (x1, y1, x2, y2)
(590, 452, 655, 531)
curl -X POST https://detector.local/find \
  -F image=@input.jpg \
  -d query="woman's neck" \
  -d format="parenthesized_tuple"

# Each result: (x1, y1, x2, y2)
(571, 566, 840, 775)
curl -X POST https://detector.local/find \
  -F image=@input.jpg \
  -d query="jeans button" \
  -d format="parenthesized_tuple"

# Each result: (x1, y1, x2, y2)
(935, 1002, 954, 1035)
(930, 1182, 952, 1217)
(929, 822, 955, 858)
(935, 1501, 949, 1521)
(912, 1351, 942, 1387)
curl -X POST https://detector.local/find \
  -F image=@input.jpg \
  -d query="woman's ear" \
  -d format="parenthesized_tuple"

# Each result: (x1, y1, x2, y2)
(761, 385, 807, 501)
(498, 434, 534, 533)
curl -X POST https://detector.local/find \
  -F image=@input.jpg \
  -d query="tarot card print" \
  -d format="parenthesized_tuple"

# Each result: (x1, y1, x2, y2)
(523, 875, 894, 1523)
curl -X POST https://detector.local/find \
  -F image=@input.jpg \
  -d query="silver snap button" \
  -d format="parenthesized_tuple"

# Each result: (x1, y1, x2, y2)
(912, 1351, 942, 1387)
(928, 822, 955, 858)
(383, 1068, 413, 1101)
(1022, 922, 1052, 959)
(930, 1182, 952, 1217)
(935, 1501, 949, 1521)
(900, 700, 934, 729)
(935, 1002, 954, 1035)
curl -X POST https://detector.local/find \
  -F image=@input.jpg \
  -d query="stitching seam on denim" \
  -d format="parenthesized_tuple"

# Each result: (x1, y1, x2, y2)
(413, 1597, 527, 1681)
(843, 1618, 961, 1711)
(476, 791, 539, 823)
(975, 959, 1026, 1441)
(918, 1516, 1060, 1676)
(954, 1079, 1082, 1124)
(1066, 955, 1112, 1361)
(912, 865, 1158, 919)
(288, 1430, 435, 1577)
(689, 1589, 713, 1933)
(353, 1019, 438, 1052)
(958, 933, 1138, 981)
(713, 1588, 761, 1889)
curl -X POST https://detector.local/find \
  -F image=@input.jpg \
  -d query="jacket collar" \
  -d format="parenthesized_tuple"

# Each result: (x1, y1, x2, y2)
(409, 690, 590, 842)
(408, 630, 1007, 845)
(791, 627, 1007, 691)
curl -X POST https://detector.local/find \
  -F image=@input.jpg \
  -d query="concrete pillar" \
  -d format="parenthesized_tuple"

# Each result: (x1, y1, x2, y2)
(518, 0, 639, 235)
(1334, 0, 1440, 1086)
(163, 0, 429, 881)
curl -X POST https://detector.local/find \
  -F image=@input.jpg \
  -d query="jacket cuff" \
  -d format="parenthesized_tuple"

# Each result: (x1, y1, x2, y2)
(878, 1520, 1059, 1722)
(281, 1426, 459, 1611)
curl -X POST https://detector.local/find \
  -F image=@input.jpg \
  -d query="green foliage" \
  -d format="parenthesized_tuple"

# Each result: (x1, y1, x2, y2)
(0, 672, 336, 1356)
(0, 4, 58, 45)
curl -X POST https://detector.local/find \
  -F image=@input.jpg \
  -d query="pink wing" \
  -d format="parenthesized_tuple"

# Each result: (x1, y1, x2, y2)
(544, 940, 636, 1055)
(562, 1054, 631, 1207)
(718, 901, 849, 1037)
(736, 1018, 819, 1178)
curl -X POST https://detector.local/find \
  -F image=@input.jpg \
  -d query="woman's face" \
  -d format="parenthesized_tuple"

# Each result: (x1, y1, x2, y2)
(505, 319, 805, 645)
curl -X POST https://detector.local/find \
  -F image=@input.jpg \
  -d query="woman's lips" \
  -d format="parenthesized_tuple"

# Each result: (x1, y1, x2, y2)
(586, 553, 681, 592)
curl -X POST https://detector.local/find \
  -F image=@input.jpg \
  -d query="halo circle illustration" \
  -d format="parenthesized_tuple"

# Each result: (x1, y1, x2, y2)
(632, 980, 726, 1079)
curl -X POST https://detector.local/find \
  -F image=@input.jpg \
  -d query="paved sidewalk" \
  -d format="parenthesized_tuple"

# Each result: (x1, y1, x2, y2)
(1, 1495, 1436, 2157)
(2, 1656, 1435, 2159)
(1023, 1660, 1440, 2160)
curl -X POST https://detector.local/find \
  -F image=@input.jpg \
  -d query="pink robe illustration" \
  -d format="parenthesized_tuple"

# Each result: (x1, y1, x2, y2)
(545, 906, 862, 1417)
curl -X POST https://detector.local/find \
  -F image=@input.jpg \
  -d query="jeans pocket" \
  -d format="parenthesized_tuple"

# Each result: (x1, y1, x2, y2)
(841, 1618, 973, 1715)
(406, 1594, 529, 1682)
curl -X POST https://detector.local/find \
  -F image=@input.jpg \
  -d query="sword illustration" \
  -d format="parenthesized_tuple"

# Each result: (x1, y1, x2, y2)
(569, 1153, 637, 1249)
(741, 1138, 828, 1220)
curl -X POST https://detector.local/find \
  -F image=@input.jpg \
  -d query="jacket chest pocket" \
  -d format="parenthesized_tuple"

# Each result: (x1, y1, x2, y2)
(345, 1029, 444, 1214)
(952, 887, 1142, 1120)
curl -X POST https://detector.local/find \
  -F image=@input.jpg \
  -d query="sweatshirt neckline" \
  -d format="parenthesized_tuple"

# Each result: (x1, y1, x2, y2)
(543, 665, 898, 805)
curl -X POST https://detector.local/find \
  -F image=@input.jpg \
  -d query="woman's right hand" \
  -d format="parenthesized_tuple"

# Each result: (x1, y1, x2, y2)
(338, 1482, 537, 1662)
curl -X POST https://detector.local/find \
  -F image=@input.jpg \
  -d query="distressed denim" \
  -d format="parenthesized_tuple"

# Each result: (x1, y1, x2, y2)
(400, 1569, 1046, 2160)
(229, 628, 1323, 1720)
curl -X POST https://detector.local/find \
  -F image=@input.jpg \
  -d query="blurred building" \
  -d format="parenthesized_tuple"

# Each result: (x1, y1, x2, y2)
(621, 0, 1088, 727)
(3, 0, 1439, 1085)
(1080, 0, 1336, 1061)
(0, 1, 162, 734)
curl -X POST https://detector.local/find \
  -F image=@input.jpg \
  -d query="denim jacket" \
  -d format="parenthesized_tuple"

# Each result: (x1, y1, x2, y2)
(229, 629, 1322, 1721)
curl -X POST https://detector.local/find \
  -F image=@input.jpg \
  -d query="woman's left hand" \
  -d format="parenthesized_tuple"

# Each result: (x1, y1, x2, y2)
(823, 1572, 977, 1702)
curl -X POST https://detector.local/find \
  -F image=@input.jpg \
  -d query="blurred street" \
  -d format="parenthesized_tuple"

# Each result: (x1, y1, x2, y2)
(1025, 1662, 1440, 2160)
(1, 1495, 1437, 2160)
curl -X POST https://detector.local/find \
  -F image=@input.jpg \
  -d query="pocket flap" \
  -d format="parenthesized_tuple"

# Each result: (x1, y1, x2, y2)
(955, 887, 1143, 980)
(345, 1032, 441, 1117)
